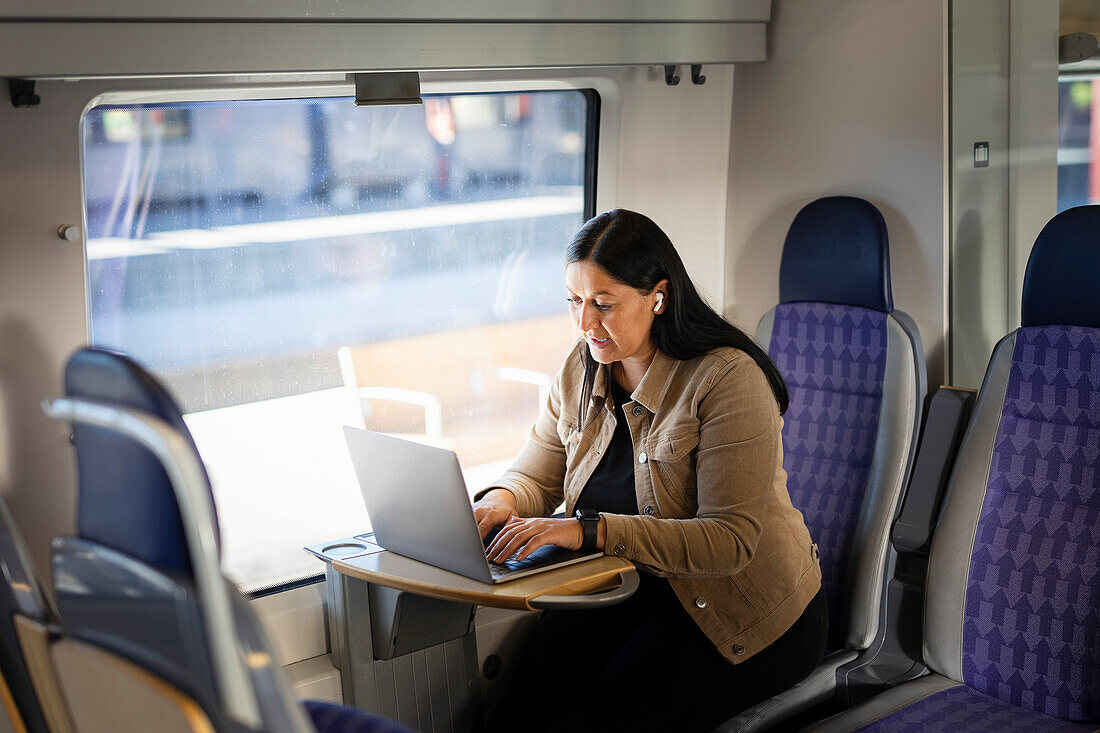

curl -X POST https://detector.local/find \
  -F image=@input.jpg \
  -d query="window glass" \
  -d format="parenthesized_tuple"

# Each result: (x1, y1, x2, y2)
(81, 90, 595, 593)
(1058, 77, 1098, 211)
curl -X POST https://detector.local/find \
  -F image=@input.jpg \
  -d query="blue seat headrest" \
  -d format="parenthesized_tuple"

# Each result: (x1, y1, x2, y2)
(64, 348, 219, 575)
(1022, 205, 1100, 328)
(779, 196, 893, 312)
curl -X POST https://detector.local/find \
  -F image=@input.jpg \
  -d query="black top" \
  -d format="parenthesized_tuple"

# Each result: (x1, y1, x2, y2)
(574, 371, 678, 603)
(574, 375, 638, 516)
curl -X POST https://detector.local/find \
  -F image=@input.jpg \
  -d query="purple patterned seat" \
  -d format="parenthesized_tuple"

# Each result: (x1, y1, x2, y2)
(859, 683, 1097, 732)
(805, 205, 1100, 732)
(962, 325, 1100, 720)
(725, 197, 926, 732)
(759, 197, 925, 654)
(770, 301, 889, 650)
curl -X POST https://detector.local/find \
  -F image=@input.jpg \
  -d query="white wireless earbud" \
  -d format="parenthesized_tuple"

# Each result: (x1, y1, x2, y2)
(654, 293, 665, 313)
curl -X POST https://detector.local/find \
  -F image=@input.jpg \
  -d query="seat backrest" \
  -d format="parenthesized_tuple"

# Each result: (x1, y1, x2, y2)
(924, 205, 1100, 722)
(50, 347, 312, 733)
(756, 196, 926, 651)
(64, 348, 219, 575)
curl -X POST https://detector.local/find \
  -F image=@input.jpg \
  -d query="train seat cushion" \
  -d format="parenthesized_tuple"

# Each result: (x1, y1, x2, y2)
(960, 324, 1100, 720)
(1021, 205, 1100, 329)
(860, 683, 1099, 732)
(64, 347, 219, 575)
(778, 195, 893, 312)
(303, 699, 416, 733)
(767, 301, 888, 650)
(806, 674, 1100, 732)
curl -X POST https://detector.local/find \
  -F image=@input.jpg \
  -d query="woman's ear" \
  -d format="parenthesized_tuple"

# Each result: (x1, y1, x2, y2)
(653, 279, 670, 313)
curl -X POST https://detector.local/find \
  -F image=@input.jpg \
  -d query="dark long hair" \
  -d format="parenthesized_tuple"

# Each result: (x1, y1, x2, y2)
(567, 209, 789, 427)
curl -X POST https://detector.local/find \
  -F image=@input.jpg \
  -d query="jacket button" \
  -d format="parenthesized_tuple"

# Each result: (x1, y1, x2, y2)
(613, 543, 626, 555)
(732, 644, 745, 655)
(694, 597, 707, 609)
(638, 452, 648, 464)
(643, 505, 654, 516)
(632, 405, 644, 417)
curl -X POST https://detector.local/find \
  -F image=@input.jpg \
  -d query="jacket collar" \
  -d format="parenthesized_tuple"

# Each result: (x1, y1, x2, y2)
(630, 348, 678, 414)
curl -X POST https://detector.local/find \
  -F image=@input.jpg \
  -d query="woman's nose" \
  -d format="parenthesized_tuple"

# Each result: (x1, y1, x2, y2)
(578, 303, 599, 332)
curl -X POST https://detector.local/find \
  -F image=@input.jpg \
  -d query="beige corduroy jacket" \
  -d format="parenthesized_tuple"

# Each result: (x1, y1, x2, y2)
(488, 342, 822, 664)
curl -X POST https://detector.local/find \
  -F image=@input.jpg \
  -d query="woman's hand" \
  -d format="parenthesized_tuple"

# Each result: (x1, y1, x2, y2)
(485, 516, 585, 563)
(472, 489, 519, 539)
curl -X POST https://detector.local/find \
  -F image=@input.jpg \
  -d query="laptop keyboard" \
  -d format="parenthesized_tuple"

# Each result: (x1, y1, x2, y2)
(490, 553, 548, 574)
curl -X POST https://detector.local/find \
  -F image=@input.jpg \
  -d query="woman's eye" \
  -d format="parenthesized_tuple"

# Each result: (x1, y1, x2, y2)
(596, 304, 612, 311)
(566, 297, 581, 305)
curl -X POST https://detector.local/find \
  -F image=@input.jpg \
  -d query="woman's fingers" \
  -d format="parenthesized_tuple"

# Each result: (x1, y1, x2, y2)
(473, 504, 517, 539)
(513, 533, 546, 561)
(487, 522, 527, 562)
(488, 520, 541, 563)
(485, 518, 574, 562)
(476, 510, 503, 538)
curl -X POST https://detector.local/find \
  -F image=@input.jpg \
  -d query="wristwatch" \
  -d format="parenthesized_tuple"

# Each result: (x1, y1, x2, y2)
(575, 509, 601, 552)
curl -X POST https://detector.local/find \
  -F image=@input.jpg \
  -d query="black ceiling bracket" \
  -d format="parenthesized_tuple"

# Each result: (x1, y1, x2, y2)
(663, 65, 680, 86)
(691, 65, 707, 85)
(352, 72, 422, 107)
(7, 79, 40, 108)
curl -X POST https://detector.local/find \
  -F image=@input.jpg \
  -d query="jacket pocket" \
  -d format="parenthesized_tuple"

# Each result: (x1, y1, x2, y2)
(649, 420, 700, 505)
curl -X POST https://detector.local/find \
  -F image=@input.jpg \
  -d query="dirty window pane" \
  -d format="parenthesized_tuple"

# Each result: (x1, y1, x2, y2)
(81, 90, 594, 592)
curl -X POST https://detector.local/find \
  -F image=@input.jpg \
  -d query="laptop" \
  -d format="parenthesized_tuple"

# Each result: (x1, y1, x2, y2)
(343, 426, 603, 583)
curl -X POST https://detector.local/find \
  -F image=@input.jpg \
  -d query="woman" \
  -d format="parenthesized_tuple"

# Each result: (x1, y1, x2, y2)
(474, 209, 826, 732)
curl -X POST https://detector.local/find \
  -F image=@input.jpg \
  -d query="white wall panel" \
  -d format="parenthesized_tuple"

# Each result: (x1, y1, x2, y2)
(0, 82, 87, 580)
(725, 0, 949, 387)
(610, 65, 735, 308)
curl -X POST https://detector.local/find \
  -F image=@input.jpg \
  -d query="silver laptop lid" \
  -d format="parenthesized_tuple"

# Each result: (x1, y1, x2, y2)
(342, 426, 493, 583)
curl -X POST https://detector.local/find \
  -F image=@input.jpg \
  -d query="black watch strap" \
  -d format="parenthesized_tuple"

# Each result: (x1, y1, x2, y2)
(575, 509, 600, 552)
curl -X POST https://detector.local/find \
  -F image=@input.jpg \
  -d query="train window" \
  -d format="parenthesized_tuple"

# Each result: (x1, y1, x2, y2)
(81, 89, 598, 593)
(1058, 76, 1098, 210)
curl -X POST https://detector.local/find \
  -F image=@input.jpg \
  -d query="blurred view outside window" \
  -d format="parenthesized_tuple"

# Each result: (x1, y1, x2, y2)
(1058, 77, 1100, 211)
(81, 91, 596, 592)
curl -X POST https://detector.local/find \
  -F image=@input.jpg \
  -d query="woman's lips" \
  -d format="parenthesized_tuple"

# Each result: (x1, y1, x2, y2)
(589, 337, 612, 349)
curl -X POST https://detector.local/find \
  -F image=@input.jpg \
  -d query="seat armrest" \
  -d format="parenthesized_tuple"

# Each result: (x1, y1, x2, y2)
(891, 388, 974, 555)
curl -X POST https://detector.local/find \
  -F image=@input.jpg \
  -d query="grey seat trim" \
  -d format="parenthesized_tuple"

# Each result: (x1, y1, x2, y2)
(713, 649, 859, 732)
(755, 308, 776, 350)
(843, 312, 923, 649)
(923, 332, 1015, 680)
(802, 673, 960, 732)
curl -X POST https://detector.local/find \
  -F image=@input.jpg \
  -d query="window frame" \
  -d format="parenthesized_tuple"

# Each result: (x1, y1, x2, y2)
(77, 71, 619, 664)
